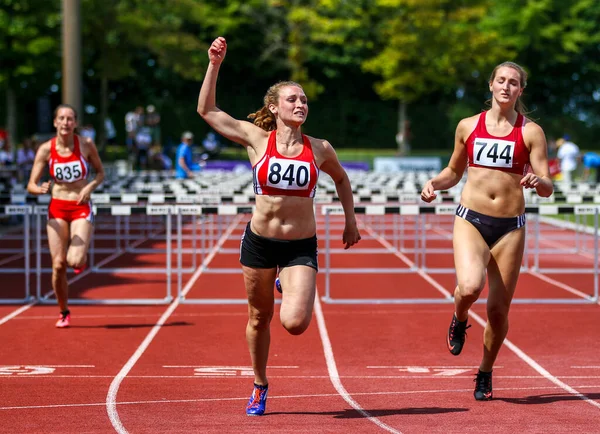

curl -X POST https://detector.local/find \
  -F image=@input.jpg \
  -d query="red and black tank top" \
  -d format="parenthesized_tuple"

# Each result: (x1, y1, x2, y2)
(253, 130, 319, 197)
(48, 135, 89, 183)
(466, 111, 530, 175)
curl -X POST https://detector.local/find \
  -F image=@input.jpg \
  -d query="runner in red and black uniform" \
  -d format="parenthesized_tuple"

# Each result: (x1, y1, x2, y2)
(197, 36, 361, 416)
(27, 104, 105, 328)
(421, 62, 553, 401)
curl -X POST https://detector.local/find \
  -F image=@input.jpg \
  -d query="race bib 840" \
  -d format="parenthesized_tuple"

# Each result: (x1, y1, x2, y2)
(266, 158, 311, 190)
(473, 138, 515, 168)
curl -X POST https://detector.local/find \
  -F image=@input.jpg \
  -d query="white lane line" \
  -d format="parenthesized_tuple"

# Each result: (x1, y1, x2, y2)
(526, 270, 593, 299)
(389, 223, 600, 410)
(0, 232, 160, 326)
(0, 253, 23, 266)
(360, 221, 452, 299)
(5, 384, 599, 411)
(106, 215, 243, 434)
(314, 287, 402, 434)
(4, 374, 600, 380)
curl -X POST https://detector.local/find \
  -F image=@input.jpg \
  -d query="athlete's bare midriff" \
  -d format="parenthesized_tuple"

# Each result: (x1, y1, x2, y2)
(460, 166, 525, 217)
(50, 179, 90, 201)
(251, 195, 316, 240)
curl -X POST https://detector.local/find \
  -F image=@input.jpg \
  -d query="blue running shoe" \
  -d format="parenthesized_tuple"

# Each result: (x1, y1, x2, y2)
(246, 383, 268, 416)
(275, 277, 282, 294)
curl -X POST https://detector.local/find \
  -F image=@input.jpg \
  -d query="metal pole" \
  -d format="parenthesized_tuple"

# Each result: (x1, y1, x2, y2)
(324, 212, 331, 301)
(61, 0, 82, 116)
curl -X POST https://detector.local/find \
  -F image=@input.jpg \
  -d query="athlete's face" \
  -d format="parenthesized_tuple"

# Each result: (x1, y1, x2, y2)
(271, 86, 308, 126)
(489, 66, 523, 106)
(54, 108, 78, 135)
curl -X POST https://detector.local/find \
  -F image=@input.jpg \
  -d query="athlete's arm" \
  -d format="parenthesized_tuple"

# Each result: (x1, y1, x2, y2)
(317, 139, 361, 249)
(197, 37, 266, 151)
(421, 118, 470, 202)
(78, 138, 105, 204)
(26, 142, 51, 195)
(521, 122, 553, 197)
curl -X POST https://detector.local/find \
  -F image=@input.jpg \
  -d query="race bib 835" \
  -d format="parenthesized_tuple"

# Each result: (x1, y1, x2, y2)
(54, 161, 84, 182)
(266, 158, 311, 190)
(473, 138, 515, 168)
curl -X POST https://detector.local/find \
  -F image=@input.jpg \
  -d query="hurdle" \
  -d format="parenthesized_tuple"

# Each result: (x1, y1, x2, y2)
(321, 204, 599, 305)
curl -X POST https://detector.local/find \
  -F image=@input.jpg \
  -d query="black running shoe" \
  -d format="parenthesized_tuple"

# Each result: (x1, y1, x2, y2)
(474, 370, 493, 401)
(446, 314, 471, 355)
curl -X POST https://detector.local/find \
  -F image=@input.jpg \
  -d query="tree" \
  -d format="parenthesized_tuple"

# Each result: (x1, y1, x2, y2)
(361, 0, 512, 153)
(0, 0, 60, 150)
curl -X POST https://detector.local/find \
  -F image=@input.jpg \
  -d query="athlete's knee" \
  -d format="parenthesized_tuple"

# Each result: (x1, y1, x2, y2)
(247, 309, 273, 331)
(487, 304, 509, 328)
(456, 277, 485, 299)
(67, 251, 87, 269)
(52, 256, 67, 273)
(281, 315, 311, 335)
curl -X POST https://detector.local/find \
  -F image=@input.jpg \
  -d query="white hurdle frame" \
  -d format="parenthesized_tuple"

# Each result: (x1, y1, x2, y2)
(321, 204, 599, 305)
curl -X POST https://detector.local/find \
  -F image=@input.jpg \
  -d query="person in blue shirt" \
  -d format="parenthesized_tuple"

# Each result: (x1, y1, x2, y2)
(582, 151, 600, 184)
(175, 131, 201, 179)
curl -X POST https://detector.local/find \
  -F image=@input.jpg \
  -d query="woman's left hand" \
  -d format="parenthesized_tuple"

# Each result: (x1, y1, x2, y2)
(520, 173, 540, 189)
(77, 188, 91, 204)
(342, 222, 361, 250)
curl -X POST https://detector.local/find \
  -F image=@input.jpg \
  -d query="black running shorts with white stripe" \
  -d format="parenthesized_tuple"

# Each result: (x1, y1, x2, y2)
(456, 204, 526, 248)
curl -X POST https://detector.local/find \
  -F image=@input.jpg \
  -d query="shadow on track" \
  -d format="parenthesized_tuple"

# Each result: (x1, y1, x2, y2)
(498, 393, 600, 405)
(68, 321, 193, 329)
(268, 407, 468, 418)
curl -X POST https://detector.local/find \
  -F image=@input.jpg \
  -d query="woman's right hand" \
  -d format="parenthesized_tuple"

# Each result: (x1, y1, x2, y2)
(38, 181, 52, 195)
(420, 180, 437, 203)
(208, 37, 227, 66)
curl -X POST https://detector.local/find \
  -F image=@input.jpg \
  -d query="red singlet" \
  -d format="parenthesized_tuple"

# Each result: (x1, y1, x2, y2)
(48, 135, 89, 183)
(253, 130, 319, 197)
(466, 111, 530, 175)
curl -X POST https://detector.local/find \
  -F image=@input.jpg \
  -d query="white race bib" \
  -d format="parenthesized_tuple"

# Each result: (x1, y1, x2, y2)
(266, 158, 311, 190)
(473, 138, 515, 168)
(54, 160, 84, 182)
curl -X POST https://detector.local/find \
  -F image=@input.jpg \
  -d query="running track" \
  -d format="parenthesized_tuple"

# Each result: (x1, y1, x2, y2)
(0, 213, 599, 433)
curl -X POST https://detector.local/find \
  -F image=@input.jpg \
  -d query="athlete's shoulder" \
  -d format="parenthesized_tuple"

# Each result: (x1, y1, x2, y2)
(521, 117, 544, 138)
(456, 113, 481, 137)
(37, 140, 52, 156)
(304, 134, 330, 150)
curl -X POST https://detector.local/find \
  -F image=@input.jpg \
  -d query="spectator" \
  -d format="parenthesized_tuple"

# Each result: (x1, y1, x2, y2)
(175, 131, 201, 179)
(581, 151, 600, 184)
(104, 117, 117, 146)
(0, 131, 13, 166)
(556, 136, 580, 186)
(80, 124, 96, 142)
(201, 131, 221, 158)
(145, 105, 161, 145)
(134, 126, 153, 170)
(125, 106, 144, 149)
(149, 144, 172, 171)
(16, 137, 36, 182)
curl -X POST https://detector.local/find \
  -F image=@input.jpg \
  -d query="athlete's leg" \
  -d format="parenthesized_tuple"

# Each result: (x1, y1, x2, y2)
(67, 218, 93, 269)
(480, 226, 526, 372)
(47, 219, 70, 311)
(278, 265, 317, 335)
(452, 217, 491, 321)
(243, 265, 277, 387)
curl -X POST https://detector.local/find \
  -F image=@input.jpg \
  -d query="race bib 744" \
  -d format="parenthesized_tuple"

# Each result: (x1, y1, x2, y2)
(473, 138, 515, 168)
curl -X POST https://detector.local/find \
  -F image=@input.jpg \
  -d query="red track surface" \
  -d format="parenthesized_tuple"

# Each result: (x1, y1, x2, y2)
(0, 215, 599, 433)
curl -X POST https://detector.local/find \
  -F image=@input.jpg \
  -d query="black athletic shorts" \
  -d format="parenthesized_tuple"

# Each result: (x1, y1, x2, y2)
(456, 204, 526, 248)
(239, 222, 318, 271)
